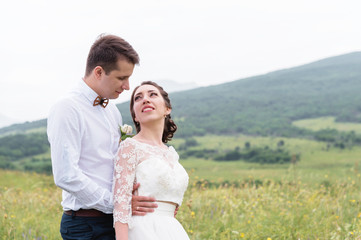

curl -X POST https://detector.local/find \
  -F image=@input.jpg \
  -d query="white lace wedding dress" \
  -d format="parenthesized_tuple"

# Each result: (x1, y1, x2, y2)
(113, 138, 189, 240)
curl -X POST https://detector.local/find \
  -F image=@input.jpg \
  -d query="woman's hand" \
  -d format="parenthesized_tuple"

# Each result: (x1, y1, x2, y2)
(174, 206, 179, 217)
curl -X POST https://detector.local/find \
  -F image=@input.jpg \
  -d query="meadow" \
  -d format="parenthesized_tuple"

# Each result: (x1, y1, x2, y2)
(2, 166, 361, 240)
(293, 117, 361, 135)
(2, 120, 361, 239)
(172, 134, 361, 185)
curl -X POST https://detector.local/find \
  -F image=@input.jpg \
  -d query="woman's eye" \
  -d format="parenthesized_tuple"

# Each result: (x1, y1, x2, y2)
(150, 92, 158, 97)
(134, 96, 141, 101)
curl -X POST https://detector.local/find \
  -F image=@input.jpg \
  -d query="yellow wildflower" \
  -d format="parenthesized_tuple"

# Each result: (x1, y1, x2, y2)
(240, 233, 245, 238)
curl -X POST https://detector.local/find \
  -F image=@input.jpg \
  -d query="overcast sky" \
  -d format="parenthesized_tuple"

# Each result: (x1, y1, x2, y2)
(1, 0, 360, 124)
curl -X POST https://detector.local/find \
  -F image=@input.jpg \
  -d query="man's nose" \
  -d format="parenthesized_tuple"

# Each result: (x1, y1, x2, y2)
(122, 80, 130, 90)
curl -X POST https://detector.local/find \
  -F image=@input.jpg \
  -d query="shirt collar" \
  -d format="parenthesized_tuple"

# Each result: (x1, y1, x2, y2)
(78, 79, 100, 105)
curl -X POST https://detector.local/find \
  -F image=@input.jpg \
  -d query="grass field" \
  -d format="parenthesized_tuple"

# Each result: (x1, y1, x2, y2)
(0, 171, 62, 239)
(2, 168, 361, 239)
(292, 117, 361, 134)
(2, 118, 361, 239)
(172, 134, 361, 185)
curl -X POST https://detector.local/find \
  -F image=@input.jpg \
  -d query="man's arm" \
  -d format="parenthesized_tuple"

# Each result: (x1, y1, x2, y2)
(47, 99, 113, 213)
(131, 183, 158, 216)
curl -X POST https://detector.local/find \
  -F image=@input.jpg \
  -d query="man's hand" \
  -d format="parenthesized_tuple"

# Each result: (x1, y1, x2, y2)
(131, 183, 158, 216)
(174, 206, 179, 217)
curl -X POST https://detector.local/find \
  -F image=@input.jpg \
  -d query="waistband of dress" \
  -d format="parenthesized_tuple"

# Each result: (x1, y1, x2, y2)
(151, 201, 177, 217)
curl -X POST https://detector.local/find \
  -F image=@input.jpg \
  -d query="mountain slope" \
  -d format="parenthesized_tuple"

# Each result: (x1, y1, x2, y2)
(0, 113, 20, 128)
(117, 51, 361, 137)
(1, 52, 360, 138)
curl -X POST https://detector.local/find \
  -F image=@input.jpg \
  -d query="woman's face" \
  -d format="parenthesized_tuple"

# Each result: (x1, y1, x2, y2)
(132, 84, 171, 125)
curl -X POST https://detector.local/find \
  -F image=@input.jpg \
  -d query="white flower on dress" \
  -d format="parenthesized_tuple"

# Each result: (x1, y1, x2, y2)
(119, 124, 134, 142)
(121, 124, 133, 135)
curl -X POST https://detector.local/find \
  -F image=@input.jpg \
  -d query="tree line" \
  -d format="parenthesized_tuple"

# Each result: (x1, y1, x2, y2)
(0, 133, 50, 173)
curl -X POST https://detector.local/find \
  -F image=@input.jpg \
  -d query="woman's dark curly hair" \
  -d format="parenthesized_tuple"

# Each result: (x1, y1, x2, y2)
(130, 81, 177, 143)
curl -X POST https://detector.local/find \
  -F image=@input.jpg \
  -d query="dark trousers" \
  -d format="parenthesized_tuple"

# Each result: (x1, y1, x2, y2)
(60, 213, 115, 240)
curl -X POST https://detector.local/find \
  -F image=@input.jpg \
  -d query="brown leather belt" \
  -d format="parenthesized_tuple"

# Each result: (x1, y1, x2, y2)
(64, 209, 111, 217)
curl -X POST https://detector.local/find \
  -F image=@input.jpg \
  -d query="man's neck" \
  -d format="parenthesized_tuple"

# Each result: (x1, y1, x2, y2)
(83, 76, 101, 96)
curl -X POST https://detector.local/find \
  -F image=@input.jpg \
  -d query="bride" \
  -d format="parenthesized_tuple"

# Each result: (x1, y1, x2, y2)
(113, 81, 190, 240)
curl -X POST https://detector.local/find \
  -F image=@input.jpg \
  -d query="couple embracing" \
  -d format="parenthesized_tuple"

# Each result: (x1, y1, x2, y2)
(47, 34, 189, 240)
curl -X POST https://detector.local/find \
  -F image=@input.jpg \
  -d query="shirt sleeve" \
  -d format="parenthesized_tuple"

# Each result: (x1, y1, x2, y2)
(47, 98, 113, 213)
(113, 140, 138, 224)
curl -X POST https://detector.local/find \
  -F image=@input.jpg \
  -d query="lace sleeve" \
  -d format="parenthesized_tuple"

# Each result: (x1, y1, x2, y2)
(113, 140, 138, 225)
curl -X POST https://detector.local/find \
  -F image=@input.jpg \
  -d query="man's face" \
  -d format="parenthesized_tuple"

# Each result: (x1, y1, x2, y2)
(98, 59, 134, 99)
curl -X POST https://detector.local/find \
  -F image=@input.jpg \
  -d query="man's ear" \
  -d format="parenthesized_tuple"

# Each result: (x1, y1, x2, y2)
(94, 66, 103, 80)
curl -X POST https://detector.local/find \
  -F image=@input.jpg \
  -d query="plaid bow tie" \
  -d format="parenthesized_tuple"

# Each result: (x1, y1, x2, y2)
(93, 96, 109, 108)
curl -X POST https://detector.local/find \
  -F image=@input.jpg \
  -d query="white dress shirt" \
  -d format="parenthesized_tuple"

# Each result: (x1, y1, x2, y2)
(47, 80, 122, 214)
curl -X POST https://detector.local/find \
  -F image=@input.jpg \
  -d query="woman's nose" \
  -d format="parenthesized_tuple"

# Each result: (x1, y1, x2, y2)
(142, 97, 150, 104)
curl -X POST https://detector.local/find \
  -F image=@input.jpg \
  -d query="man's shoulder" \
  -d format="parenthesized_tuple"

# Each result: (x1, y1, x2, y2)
(50, 94, 79, 111)
(48, 92, 85, 121)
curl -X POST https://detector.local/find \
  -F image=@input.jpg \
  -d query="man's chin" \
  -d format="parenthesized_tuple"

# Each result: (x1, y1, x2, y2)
(107, 92, 121, 99)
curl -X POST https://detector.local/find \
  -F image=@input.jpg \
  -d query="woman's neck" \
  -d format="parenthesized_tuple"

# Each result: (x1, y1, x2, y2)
(134, 125, 164, 147)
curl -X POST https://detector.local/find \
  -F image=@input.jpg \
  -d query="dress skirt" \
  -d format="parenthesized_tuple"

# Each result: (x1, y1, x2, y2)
(129, 202, 190, 240)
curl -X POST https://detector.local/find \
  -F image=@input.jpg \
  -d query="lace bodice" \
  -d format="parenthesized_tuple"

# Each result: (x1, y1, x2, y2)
(113, 138, 189, 225)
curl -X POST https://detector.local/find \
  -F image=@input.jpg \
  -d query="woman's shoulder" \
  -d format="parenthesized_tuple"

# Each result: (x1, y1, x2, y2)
(118, 138, 139, 153)
(168, 145, 180, 160)
(121, 138, 178, 155)
(120, 137, 138, 146)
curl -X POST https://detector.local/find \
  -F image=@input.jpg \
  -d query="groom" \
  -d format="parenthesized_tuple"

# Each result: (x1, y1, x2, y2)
(47, 34, 157, 239)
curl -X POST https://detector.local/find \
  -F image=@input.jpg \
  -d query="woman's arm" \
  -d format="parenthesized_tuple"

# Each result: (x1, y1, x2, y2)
(115, 222, 128, 240)
(113, 140, 137, 237)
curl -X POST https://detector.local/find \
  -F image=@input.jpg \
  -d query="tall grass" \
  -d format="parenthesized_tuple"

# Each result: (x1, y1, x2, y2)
(179, 177, 361, 239)
(2, 169, 361, 239)
(0, 170, 62, 239)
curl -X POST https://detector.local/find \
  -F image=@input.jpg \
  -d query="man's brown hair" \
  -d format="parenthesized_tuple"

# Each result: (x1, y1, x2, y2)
(85, 34, 139, 76)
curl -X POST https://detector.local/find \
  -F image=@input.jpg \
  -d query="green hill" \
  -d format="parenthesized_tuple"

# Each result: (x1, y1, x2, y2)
(115, 52, 361, 137)
(1, 51, 361, 173)
(1, 51, 361, 138)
